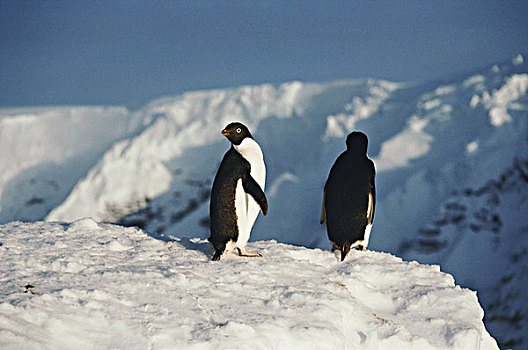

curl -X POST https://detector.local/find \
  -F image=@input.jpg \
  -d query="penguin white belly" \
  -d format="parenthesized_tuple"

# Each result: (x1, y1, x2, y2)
(234, 138, 266, 188)
(234, 138, 266, 250)
(351, 224, 372, 250)
(362, 190, 374, 248)
(234, 179, 250, 248)
(352, 191, 373, 249)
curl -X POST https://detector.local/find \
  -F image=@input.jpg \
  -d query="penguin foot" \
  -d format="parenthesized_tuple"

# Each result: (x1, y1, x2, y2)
(237, 248, 262, 258)
(212, 249, 223, 261)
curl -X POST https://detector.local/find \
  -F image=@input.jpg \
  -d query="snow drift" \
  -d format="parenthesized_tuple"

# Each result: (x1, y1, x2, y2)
(0, 220, 497, 349)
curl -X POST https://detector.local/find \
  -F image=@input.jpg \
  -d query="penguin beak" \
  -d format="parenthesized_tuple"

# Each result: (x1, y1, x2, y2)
(221, 129, 229, 136)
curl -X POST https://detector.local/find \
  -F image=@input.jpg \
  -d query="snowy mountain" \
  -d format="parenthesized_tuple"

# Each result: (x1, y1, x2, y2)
(0, 106, 146, 223)
(0, 220, 497, 349)
(0, 55, 527, 347)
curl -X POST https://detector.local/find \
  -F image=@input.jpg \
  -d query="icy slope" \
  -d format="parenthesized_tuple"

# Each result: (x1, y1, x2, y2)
(400, 158, 528, 349)
(0, 106, 145, 222)
(0, 220, 497, 349)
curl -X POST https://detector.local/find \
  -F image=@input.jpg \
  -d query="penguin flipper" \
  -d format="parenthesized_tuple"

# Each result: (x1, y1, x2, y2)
(241, 171, 268, 215)
(320, 189, 326, 224)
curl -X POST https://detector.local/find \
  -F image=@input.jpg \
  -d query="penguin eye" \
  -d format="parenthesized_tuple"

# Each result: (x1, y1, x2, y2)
(236, 128, 242, 133)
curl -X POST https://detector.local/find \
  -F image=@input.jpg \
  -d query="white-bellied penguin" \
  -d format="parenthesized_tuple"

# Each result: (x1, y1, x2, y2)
(209, 122, 267, 261)
(320, 131, 376, 261)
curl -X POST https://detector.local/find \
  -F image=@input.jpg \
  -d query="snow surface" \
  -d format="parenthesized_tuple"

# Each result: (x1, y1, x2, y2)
(0, 219, 497, 349)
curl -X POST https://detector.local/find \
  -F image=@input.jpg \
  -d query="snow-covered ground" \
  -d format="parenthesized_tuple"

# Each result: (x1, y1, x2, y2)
(0, 220, 497, 349)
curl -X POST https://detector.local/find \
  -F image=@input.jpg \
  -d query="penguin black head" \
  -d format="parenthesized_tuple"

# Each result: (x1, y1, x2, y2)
(345, 131, 368, 154)
(221, 122, 253, 145)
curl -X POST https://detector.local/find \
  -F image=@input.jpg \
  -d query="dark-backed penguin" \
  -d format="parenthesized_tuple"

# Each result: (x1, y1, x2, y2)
(209, 122, 267, 261)
(320, 131, 376, 261)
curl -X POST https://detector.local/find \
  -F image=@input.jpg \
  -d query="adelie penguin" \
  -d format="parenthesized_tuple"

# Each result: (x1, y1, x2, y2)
(320, 131, 376, 261)
(208, 122, 268, 261)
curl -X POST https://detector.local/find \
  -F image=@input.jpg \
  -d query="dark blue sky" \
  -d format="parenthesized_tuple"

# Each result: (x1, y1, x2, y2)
(1, 0, 527, 107)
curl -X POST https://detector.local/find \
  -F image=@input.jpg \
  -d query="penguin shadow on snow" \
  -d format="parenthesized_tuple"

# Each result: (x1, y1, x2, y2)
(146, 230, 214, 258)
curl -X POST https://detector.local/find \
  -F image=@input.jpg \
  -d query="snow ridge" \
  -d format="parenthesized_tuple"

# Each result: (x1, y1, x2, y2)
(0, 220, 497, 349)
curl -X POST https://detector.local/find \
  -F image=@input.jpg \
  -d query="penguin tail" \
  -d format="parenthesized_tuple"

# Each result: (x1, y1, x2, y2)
(340, 244, 351, 262)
